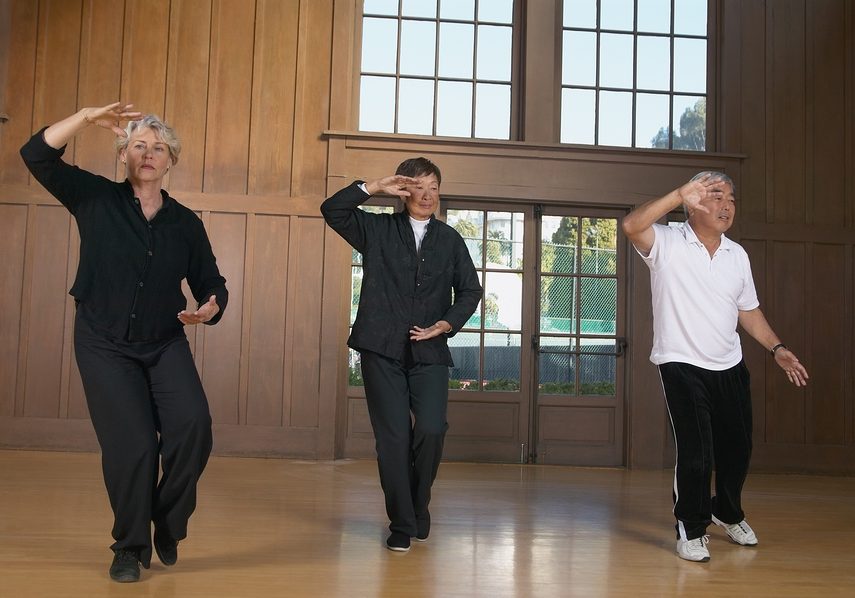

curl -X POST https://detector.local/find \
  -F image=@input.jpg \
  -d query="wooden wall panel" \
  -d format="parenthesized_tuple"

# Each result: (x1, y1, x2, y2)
(0, 205, 27, 416)
(164, 0, 212, 194)
(21, 206, 70, 418)
(203, 0, 255, 193)
(0, 0, 38, 185)
(246, 215, 290, 426)
(740, 239, 768, 443)
(288, 217, 325, 428)
(806, 244, 846, 444)
(120, 0, 169, 121)
(248, 0, 299, 195)
(200, 212, 246, 425)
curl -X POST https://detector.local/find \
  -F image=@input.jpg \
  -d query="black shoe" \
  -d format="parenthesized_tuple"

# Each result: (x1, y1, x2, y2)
(154, 528, 178, 566)
(385, 532, 411, 553)
(415, 512, 430, 542)
(109, 550, 140, 583)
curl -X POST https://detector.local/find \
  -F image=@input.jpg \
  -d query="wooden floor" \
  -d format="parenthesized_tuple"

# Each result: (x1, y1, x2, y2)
(1, 451, 853, 597)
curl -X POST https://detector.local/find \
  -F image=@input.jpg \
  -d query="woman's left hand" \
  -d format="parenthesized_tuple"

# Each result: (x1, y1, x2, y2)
(178, 295, 220, 325)
(410, 320, 452, 341)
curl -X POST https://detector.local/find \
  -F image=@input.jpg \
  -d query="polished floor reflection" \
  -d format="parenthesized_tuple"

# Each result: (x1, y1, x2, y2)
(1, 450, 853, 597)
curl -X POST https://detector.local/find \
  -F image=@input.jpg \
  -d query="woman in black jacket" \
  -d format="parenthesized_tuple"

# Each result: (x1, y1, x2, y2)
(20, 102, 228, 582)
(322, 157, 482, 553)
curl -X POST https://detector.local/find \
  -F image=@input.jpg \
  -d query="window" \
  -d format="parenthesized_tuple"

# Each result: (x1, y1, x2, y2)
(560, 0, 708, 150)
(359, 0, 515, 140)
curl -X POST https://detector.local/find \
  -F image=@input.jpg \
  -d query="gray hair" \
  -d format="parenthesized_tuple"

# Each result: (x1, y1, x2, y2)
(116, 115, 181, 165)
(684, 171, 735, 218)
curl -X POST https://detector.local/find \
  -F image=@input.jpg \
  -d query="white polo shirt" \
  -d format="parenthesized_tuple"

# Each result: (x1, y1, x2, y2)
(636, 222, 759, 370)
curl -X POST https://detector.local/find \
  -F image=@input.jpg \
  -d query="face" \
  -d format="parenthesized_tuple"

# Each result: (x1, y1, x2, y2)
(121, 127, 172, 184)
(403, 173, 440, 221)
(690, 181, 736, 234)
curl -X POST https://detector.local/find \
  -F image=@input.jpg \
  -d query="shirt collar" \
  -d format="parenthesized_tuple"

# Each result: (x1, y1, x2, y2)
(681, 221, 733, 251)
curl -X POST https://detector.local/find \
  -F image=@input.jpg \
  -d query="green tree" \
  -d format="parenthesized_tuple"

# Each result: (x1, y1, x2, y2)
(651, 98, 706, 151)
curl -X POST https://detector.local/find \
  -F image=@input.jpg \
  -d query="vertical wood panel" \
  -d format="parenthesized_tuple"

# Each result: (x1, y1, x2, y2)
(289, 217, 325, 428)
(22, 206, 70, 417)
(120, 0, 169, 120)
(766, 241, 806, 443)
(738, 1, 767, 221)
(740, 239, 767, 443)
(290, 0, 333, 198)
(164, 0, 212, 194)
(328, 0, 357, 131)
(203, 0, 255, 194)
(0, 0, 39, 184)
(200, 212, 245, 425)
(807, 244, 846, 444)
(718, 0, 743, 153)
(0, 205, 28, 416)
(246, 215, 290, 425)
(809, 0, 847, 226)
(248, 0, 299, 195)
(75, 0, 124, 179)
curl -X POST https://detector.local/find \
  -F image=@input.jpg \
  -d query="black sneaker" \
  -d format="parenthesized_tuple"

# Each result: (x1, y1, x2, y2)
(385, 532, 411, 553)
(109, 550, 141, 583)
(414, 512, 430, 542)
(154, 528, 178, 566)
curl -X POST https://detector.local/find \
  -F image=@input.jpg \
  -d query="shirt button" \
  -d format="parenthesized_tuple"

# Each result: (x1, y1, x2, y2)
(139, 282, 144, 287)
(147, 251, 153, 256)
(130, 314, 136, 319)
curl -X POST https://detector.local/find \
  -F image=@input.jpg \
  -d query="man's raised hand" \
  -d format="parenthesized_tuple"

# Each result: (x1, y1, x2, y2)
(365, 175, 420, 198)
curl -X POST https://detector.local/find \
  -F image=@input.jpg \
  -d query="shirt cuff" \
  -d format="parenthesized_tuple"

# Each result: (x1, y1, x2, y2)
(358, 182, 369, 195)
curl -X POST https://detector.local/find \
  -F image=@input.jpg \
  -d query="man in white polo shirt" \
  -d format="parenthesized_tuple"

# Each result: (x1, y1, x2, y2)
(622, 172, 809, 563)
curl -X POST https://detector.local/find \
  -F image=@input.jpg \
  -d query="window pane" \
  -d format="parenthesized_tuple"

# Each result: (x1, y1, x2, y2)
(440, 0, 474, 20)
(348, 348, 364, 386)
(359, 76, 396, 132)
(637, 93, 671, 148)
(484, 333, 520, 391)
(579, 339, 616, 395)
(448, 332, 480, 390)
(580, 278, 616, 335)
(563, 0, 596, 28)
(674, 0, 707, 36)
(562, 30, 596, 86)
(476, 25, 512, 81)
(439, 22, 474, 78)
(401, 20, 436, 76)
(436, 81, 473, 137)
(598, 91, 632, 146)
(539, 337, 576, 395)
(541, 215, 577, 274)
(361, 18, 398, 73)
(673, 37, 706, 93)
(540, 277, 576, 333)
(560, 88, 595, 144)
(637, 35, 670, 91)
(364, 0, 398, 16)
(351, 265, 362, 325)
(402, 0, 436, 18)
(447, 209, 484, 266)
(581, 218, 618, 275)
(672, 95, 706, 151)
(484, 272, 522, 330)
(465, 271, 484, 328)
(474, 83, 510, 139)
(599, 33, 633, 89)
(637, 0, 671, 33)
(600, 0, 634, 31)
(478, 0, 513, 24)
(398, 78, 435, 135)
(486, 211, 524, 269)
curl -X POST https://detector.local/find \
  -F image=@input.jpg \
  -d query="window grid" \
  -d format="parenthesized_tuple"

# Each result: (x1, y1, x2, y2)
(561, 0, 708, 150)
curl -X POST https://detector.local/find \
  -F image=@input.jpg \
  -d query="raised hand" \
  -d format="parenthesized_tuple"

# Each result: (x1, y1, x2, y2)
(677, 174, 725, 215)
(81, 102, 143, 137)
(365, 175, 421, 198)
(178, 295, 220, 326)
(774, 348, 809, 387)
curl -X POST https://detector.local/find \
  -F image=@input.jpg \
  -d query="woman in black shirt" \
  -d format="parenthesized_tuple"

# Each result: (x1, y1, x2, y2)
(20, 102, 228, 583)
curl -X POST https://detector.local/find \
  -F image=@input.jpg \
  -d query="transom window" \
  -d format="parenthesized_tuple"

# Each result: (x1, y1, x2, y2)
(560, 0, 708, 150)
(359, 0, 515, 139)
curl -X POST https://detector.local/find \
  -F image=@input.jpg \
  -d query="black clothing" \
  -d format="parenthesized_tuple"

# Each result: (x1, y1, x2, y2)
(320, 182, 482, 365)
(20, 128, 227, 342)
(659, 360, 752, 541)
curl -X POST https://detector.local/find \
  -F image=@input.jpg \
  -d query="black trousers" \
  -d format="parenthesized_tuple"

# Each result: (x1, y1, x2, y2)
(360, 349, 449, 537)
(659, 361, 752, 541)
(74, 313, 212, 566)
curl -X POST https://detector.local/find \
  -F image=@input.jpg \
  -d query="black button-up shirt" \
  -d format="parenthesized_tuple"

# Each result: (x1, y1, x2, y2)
(321, 182, 482, 365)
(21, 129, 228, 342)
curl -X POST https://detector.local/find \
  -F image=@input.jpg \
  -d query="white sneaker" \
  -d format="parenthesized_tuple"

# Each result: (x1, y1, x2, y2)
(676, 535, 710, 562)
(712, 515, 758, 546)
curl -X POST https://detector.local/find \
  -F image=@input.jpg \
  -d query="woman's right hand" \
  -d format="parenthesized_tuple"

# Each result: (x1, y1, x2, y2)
(81, 102, 143, 137)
